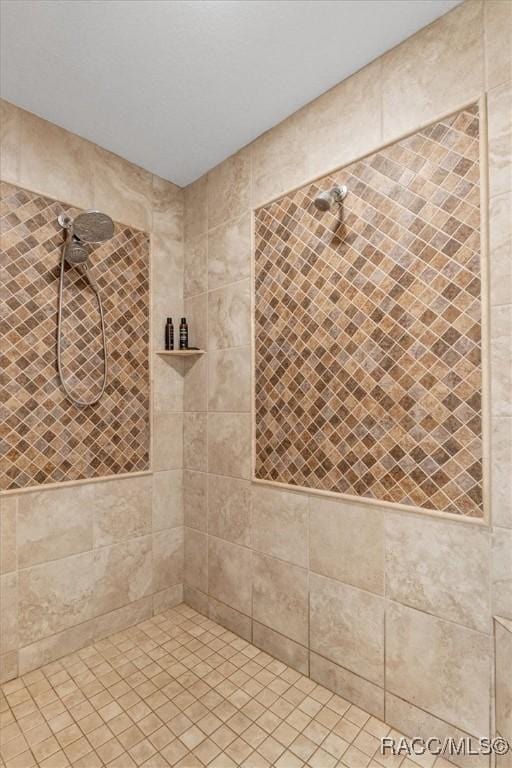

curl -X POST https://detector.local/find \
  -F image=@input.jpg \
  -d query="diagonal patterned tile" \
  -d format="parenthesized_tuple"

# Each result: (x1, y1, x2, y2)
(0, 181, 150, 489)
(254, 105, 483, 517)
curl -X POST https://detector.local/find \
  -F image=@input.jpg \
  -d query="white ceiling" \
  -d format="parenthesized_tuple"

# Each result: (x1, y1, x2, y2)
(0, 0, 461, 187)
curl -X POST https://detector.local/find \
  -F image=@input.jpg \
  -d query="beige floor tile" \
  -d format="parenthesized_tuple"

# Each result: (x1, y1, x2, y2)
(258, 734, 286, 763)
(118, 723, 145, 750)
(342, 744, 373, 768)
(31, 736, 60, 763)
(108, 753, 136, 768)
(275, 749, 304, 768)
(62, 735, 93, 763)
(161, 739, 189, 765)
(38, 750, 69, 768)
(309, 746, 337, 768)
(0, 603, 459, 768)
(289, 733, 317, 762)
(129, 737, 158, 765)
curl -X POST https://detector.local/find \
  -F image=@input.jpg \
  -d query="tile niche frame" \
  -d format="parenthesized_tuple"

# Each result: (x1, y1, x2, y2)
(250, 95, 491, 526)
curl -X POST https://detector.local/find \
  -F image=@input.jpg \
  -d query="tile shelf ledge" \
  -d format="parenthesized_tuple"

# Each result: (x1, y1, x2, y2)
(155, 349, 205, 356)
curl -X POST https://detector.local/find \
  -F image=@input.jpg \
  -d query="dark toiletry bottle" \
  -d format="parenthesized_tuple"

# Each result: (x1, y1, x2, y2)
(165, 318, 174, 350)
(179, 317, 188, 349)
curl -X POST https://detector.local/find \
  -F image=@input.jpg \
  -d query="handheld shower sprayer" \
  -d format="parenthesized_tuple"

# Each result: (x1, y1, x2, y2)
(57, 210, 114, 407)
(313, 184, 348, 213)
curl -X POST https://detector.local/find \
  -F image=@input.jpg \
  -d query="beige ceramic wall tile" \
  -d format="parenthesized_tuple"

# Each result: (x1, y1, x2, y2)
(208, 597, 252, 642)
(154, 583, 184, 615)
(252, 552, 308, 645)
(252, 621, 308, 676)
(207, 413, 251, 479)
(153, 527, 184, 593)
(0, 99, 20, 183)
(184, 234, 208, 298)
(489, 192, 512, 307)
(488, 82, 512, 198)
(183, 470, 207, 531)
(208, 537, 252, 615)
(18, 620, 95, 677)
(251, 112, 309, 208)
(385, 513, 490, 632)
(491, 304, 512, 416)
(495, 620, 512, 742)
(208, 347, 251, 412)
(207, 149, 250, 230)
(184, 528, 208, 593)
(184, 354, 208, 412)
(207, 475, 251, 546)
(251, 486, 308, 567)
(184, 292, 208, 350)
(492, 528, 512, 619)
(183, 584, 208, 615)
(496, 742, 512, 768)
(153, 412, 183, 471)
(151, 174, 184, 240)
(0, 573, 18, 653)
(184, 176, 208, 240)
(0, 495, 16, 574)
(92, 475, 152, 547)
(385, 693, 489, 768)
(207, 279, 251, 350)
(485, 0, 512, 89)
(93, 536, 152, 616)
(208, 213, 251, 291)
(309, 573, 384, 685)
(386, 602, 491, 736)
(153, 355, 184, 412)
(18, 552, 95, 645)
(184, 412, 208, 472)
(309, 497, 384, 595)
(302, 60, 382, 180)
(153, 470, 183, 531)
(151, 240, 184, 374)
(0, 651, 18, 684)
(310, 652, 384, 720)
(19, 108, 95, 209)
(381, 1, 483, 142)
(17, 485, 93, 568)
(492, 418, 512, 529)
(94, 596, 153, 641)
(92, 145, 152, 230)
(151, 234, 184, 302)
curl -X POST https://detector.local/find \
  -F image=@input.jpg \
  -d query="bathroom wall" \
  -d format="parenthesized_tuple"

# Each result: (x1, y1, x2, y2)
(181, 0, 511, 761)
(0, 101, 185, 680)
(495, 617, 512, 767)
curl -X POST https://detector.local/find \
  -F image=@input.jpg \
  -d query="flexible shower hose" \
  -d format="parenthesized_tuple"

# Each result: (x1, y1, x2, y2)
(56, 254, 108, 407)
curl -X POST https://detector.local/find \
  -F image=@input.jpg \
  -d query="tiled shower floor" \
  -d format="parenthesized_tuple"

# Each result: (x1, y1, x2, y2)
(0, 604, 450, 768)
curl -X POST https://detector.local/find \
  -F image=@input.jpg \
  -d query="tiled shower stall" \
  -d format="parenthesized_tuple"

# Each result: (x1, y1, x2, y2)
(0, 1, 511, 767)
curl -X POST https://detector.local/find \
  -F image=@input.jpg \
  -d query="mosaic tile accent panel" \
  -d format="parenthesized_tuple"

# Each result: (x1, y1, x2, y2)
(1, 181, 150, 489)
(254, 105, 483, 517)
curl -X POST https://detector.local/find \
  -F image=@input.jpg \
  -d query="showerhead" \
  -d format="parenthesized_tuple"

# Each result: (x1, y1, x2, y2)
(313, 185, 348, 213)
(58, 210, 114, 269)
(73, 211, 115, 243)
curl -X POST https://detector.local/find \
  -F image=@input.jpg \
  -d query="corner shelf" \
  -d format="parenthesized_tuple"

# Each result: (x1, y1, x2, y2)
(156, 349, 205, 357)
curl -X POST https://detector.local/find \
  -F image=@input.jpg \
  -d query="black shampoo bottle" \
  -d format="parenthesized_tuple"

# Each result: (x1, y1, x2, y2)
(179, 317, 188, 349)
(165, 318, 174, 350)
